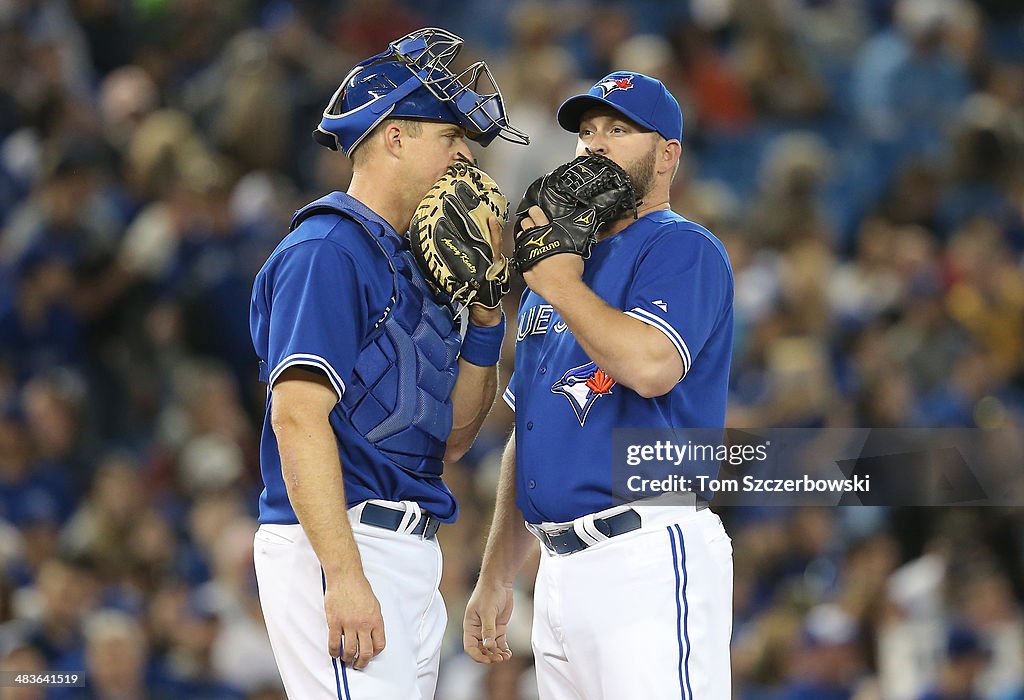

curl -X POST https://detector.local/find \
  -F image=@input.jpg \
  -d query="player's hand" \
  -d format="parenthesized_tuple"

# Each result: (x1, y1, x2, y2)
(463, 579, 514, 664)
(324, 572, 386, 669)
(519, 206, 585, 300)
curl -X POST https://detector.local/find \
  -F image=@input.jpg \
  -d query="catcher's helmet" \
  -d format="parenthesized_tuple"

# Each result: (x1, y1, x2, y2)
(315, 27, 529, 156)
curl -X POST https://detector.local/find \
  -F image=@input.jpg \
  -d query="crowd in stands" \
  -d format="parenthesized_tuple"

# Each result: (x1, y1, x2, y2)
(0, 0, 1022, 697)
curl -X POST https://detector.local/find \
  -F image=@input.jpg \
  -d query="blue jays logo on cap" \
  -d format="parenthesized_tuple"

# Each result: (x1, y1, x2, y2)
(595, 75, 635, 97)
(556, 70, 683, 143)
(551, 361, 616, 426)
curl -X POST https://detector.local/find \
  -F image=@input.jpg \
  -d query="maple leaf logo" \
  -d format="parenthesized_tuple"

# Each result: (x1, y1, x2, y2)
(586, 368, 615, 395)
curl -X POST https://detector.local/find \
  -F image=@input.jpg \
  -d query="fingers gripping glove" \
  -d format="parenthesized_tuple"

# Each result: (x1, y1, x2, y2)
(408, 162, 511, 309)
(512, 154, 639, 273)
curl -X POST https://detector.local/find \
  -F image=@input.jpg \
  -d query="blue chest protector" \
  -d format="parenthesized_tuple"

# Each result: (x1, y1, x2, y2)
(290, 193, 462, 477)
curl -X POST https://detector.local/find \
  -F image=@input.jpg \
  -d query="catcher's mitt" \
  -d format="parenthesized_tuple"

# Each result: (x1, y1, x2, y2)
(512, 154, 639, 273)
(408, 162, 511, 309)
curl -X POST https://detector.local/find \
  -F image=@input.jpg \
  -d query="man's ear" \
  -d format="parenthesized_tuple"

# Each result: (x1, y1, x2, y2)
(381, 122, 405, 158)
(660, 139, 682, 176)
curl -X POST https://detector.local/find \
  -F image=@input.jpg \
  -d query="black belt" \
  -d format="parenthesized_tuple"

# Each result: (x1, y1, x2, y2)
(359, 503, 440, 539)
(535, 500, 709, 556)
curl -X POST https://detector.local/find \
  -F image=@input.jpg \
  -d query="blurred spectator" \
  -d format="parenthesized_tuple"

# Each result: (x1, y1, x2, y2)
(1, 140, 117, 264)
(916, 625, 989, 700)
(959, 572, 1024, 696)
(780, 603, 867, 699)
(330, 0, 424, 58)
(153, 591, 245, 698)
(1, 557, 98, 666)
(22, 370, 89, 479)
(575, 5, 634, 78)
(0, 248, 82, 384)
(60, 452, 146, 581)
(670, 22, 754, 134)
(0, 408, 65, 540)
(735, 1, 830, 121)
(186, 30, 293, 173)
(196, 516, 279, 693)
(748, 131, 836, 249)
(98, 65, 160, 154)
(57, 608, 179, 700)
(852, 0, 971, 154)
(0, 641, 47, 700)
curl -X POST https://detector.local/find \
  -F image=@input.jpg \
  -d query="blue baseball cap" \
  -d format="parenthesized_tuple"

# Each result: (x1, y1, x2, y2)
(315, 28, 528, 156)
(556, 71, 683, 142)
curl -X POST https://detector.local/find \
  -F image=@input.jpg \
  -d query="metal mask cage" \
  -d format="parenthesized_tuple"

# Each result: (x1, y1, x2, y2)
(390, 27, 530, 145)
(389, 27, 464, 76)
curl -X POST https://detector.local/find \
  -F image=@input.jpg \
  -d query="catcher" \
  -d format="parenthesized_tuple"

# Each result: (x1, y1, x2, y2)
(250, 28, 525, 700)
(465, 72, 737, 700)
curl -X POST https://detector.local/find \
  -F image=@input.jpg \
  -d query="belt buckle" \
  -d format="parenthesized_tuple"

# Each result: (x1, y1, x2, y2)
(418, 515, 438, 540)
(543, 525, 570, 548)
(528, 523, 574, 556)
(542, 531, 558, 554)
(543, 526, 575, 556)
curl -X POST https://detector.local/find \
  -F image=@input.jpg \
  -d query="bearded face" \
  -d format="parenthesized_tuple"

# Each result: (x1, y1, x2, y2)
(623, 143, 658, 203)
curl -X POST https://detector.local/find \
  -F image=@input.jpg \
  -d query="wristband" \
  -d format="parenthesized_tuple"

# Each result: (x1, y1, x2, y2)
(459, 314, 506, 367)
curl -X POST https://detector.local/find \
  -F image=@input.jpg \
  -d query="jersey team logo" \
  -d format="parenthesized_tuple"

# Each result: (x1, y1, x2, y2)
(551, 361, 616, 426)
(595, 75, 634, 97)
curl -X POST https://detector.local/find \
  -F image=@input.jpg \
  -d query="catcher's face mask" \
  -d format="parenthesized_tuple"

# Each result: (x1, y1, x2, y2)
(314, 27, 529, 156)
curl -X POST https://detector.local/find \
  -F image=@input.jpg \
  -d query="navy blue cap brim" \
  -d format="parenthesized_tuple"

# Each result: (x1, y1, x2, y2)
(557, 94, 660, 138)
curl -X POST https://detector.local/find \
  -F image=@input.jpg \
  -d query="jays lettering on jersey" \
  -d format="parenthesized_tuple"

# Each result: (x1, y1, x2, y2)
(250, 195, 457, 525)
(504, 210, 734, 524)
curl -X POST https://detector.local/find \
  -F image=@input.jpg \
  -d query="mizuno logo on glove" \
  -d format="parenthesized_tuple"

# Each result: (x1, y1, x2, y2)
(524, 228, 554, 247)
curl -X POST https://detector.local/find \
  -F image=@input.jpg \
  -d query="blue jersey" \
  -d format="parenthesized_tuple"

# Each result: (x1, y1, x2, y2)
(250, 193, 459, 525)
(504, 210, 734, 524)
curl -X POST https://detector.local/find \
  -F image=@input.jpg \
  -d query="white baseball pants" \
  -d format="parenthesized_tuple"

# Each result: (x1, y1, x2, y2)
(531, 505, 733, 700)
(254, 501, 446, 699)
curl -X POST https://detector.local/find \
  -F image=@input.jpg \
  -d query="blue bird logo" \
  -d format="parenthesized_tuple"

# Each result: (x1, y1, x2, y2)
(551, 361, 616, 426)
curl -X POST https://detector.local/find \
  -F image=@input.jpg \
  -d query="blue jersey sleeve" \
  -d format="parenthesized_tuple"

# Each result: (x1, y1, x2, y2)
(624, 228, 733, 379)
(255, 233, 389, 402)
